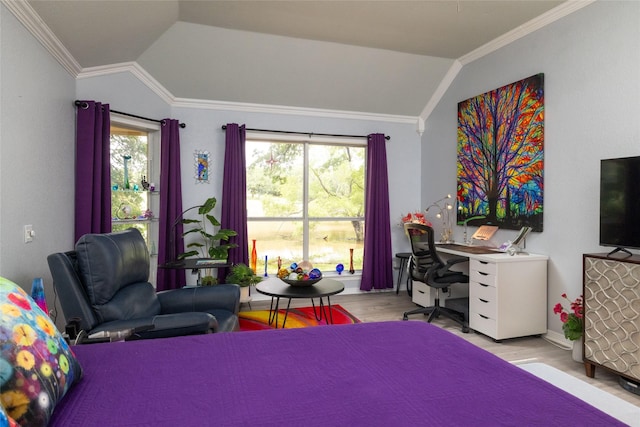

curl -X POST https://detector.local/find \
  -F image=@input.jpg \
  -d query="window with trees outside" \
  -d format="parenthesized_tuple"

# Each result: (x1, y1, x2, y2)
(110, 118, 160, 283)
(246, 136, 366, 275)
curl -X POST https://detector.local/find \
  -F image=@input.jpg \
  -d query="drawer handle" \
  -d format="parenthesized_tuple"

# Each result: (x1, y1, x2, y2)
(479, 314, 489, 319)
(479, 283, 489, 288)
(479, 298, 489, 303)
(418, 290, 425, 294)
(479, 261, 489, 265)
(478, 272, 489, 276)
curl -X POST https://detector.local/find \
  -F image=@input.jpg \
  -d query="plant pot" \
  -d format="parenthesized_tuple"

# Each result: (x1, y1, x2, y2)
(239, 286, 251, 303)
(572, 338, 583, 363)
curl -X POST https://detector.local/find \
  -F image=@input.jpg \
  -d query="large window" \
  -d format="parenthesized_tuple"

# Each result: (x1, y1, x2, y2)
(246, 137, 366, 274)
(110, 117, 160, 282)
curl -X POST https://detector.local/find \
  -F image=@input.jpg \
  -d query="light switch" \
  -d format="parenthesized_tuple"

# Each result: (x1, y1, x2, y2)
(24, 225, 34, 243)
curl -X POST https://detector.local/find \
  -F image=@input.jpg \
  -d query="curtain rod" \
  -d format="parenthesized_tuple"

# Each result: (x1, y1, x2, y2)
(74, 101, 186, 128)
(221, 125, 390, 140)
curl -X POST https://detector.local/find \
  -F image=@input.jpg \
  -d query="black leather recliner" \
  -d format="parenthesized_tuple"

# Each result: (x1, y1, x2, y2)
(47, 228, 240, 340)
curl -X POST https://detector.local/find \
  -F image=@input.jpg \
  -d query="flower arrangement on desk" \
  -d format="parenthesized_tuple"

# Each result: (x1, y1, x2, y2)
(401, 212, 432, 227)
(553, 293, 584, 341)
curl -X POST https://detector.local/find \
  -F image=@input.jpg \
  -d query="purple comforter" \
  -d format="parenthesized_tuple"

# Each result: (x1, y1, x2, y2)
(50, 321, 623, 426)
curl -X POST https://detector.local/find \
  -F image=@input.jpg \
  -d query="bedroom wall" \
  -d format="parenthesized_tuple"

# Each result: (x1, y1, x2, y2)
(423, 0, 640, 342)
(0, 4, 75, 320)
(76, 73, 423, 289)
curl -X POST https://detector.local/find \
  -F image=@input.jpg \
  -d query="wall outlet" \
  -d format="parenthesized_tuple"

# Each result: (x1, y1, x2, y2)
(24, 225, 34, 243)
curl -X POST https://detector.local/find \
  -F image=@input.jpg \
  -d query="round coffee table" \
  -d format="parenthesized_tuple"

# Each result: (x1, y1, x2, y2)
(255, 278, 345, 328)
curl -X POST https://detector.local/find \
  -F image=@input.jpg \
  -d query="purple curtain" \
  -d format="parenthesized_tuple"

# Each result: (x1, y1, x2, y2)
(360, 133, 394, 291)
(218, 124, 249, 282)
(156, 119, 185, 291)
(75, 100, 111, 242)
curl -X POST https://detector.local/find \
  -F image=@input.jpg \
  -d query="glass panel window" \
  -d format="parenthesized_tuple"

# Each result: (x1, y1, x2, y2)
(110, 121, 160, 283)
(246, 138, 365, 274)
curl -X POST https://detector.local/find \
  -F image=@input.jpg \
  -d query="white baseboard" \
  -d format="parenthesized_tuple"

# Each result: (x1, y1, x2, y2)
(543, 329, 573, 350)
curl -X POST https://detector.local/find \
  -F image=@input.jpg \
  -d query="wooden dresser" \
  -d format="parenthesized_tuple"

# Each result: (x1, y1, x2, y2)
(583, 253, 640, 383)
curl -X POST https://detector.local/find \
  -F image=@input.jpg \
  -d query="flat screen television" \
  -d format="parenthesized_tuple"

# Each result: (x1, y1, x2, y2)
(600, 155, 640, 256)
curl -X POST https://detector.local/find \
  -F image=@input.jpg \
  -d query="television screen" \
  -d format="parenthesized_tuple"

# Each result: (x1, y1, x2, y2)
(600, 156, 640, 253)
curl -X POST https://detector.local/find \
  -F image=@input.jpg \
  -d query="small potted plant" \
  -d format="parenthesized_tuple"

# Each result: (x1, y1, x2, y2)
(553, 293, 584, 361)
(226, 263, 262, 301)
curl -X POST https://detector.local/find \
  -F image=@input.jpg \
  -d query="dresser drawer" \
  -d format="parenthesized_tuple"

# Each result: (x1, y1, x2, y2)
(469, 293, 497, 317)
(470, 269, 497, 286)
(412, 281, 431, 307)
(469, 311, 497, 337)
(470, 259, 497, 275)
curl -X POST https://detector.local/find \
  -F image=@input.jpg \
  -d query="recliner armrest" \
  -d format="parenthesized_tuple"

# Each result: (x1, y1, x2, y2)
(158, 284, 241, 315)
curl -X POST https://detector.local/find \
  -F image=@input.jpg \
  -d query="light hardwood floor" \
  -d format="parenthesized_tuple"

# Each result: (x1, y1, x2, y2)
(246, 290, 640, 408)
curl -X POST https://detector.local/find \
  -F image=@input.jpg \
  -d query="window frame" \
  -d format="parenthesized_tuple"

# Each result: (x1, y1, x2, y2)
(110, 114, 161, 283)
(245, 132, 367, 272)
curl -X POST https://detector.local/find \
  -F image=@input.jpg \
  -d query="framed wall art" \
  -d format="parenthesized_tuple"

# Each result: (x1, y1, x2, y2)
(457, 73, 544, 231)
(194, 150, 209, 183)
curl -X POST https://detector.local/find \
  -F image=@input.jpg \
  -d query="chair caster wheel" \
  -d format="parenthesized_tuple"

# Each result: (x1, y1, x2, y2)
(402, 315, 408, 321)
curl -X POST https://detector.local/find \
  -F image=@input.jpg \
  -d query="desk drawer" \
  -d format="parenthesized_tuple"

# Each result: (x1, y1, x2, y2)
(470, 281, 496, 302)
(470, 259, 497, 275)
(469, 293, 497, 318)
(470, 269, 497, 287)
(412, 281, 431, 307)
(470, 311, 497, 337)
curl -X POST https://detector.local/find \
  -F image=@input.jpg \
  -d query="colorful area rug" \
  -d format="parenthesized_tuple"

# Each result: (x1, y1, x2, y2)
(239, 304, 360, 331)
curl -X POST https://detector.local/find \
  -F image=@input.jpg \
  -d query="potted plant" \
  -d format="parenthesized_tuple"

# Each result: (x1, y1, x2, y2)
(179, 197, 238, 285)
(226, 263, 262, 301)
(179, 197, 238, 260)
(553, 293, 584, 361)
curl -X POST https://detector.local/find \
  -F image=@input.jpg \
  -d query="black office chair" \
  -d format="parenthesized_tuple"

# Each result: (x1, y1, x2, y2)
(402, 223, 470, 333)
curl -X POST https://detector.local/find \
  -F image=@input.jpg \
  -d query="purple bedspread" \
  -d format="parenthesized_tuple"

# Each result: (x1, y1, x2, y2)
(50, 321, 623, 426)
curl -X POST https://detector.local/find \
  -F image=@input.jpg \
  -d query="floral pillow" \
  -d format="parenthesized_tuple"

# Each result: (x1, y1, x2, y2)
(0, 276, 83, 425)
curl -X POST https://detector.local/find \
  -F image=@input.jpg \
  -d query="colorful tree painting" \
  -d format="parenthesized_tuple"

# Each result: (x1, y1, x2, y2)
(457, 73, 544, 231)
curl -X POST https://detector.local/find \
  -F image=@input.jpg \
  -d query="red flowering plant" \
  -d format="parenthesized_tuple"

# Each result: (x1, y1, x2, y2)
(553, 293, 583, 341)
(401, 212, 432, 227)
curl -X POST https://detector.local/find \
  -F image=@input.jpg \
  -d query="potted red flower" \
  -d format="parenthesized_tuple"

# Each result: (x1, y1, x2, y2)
(553, 293, 583, 341)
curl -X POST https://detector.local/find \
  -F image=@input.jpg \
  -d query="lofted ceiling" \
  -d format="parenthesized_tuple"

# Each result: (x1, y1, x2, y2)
(24, 0, 574, 117)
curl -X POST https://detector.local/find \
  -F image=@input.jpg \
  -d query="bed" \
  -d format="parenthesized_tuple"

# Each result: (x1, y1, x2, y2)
(47, 321, 624, 426)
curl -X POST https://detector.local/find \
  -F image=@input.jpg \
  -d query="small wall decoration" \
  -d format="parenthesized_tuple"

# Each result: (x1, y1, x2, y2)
(457, 73, 544, 231)
(194, 150, 209, 183)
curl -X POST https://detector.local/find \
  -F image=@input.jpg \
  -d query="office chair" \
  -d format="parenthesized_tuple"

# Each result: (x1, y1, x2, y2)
(402, 223, 470, 333)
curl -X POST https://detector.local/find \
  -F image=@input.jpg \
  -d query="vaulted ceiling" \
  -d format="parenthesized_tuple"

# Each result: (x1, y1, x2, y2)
(21, 0, 580, 117)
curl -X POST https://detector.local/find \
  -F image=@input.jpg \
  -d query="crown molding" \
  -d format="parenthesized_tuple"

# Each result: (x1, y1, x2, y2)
(78, 62, 417, 125)
(418, 60, 463, 136)
(2, 0, 81, 76)
(418, 0, 596, 129)
(173, 97, 418, 125)
(459, 0, 596, 65)
(77, 62, 176, 106)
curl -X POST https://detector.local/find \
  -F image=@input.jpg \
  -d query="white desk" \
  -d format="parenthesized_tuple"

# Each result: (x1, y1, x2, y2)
(425, 243, 548, 341)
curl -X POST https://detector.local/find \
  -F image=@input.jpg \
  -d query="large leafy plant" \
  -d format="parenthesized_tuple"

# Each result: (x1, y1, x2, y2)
(179, 197, 238, 260)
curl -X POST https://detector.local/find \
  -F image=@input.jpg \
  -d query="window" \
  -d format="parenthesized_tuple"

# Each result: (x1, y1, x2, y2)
(246, 136, 366, 274)
(110, 117, 160, 283)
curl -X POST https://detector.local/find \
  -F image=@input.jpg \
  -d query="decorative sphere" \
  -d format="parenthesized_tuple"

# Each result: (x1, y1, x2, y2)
(298, 260, 313, 271)
(336, 263, 344, 274)
(309, 268, 322, 279)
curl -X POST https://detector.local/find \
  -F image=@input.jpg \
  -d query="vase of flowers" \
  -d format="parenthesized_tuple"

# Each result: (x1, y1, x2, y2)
(553, 293, 584, 362)
(401, 212, 432, 227)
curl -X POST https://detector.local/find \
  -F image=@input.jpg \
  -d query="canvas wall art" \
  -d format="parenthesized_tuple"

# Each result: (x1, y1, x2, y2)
(457, 73, 544, 231)
(194, 150, 209, 183)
